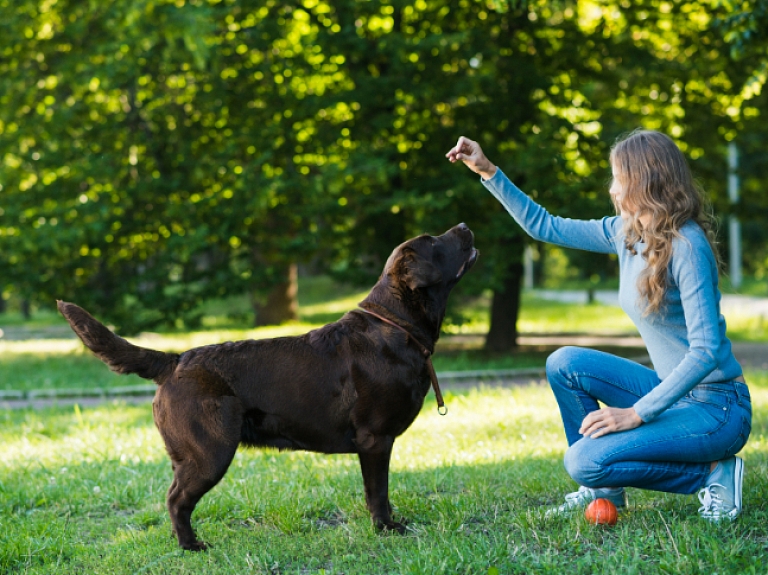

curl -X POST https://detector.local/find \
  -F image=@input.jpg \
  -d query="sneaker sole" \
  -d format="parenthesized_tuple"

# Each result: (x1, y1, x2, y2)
(729, 456, 744, 519)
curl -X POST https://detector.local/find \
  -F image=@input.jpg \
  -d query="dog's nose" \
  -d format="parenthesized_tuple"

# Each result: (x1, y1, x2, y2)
(457, 223, 468, 231)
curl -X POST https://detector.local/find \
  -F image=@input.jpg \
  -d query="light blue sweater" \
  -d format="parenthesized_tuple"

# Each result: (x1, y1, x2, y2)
(483, 169, 743, 422)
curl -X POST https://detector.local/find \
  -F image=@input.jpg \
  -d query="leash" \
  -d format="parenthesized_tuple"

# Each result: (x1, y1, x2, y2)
(357, 307, 447, 415)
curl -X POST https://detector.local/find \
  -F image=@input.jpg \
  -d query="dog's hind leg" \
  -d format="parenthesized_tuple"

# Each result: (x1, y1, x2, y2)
(154, 392, 243, 551)
(357, 438, 406, 534)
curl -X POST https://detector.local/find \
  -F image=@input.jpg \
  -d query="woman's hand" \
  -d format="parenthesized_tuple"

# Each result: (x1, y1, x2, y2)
(445, 136, 497, 180)
(580, 407, 643, 439)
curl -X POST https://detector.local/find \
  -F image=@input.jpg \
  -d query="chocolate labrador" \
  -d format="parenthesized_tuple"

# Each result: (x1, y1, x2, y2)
(58, 223, 477, 550)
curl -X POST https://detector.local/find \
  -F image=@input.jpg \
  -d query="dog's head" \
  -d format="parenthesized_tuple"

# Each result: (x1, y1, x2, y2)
(362, 223, 478, 337)
(383, 222, 477, 291)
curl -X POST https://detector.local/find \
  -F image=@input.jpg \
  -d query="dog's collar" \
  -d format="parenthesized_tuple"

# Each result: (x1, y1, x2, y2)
(357, 306, 447, 415)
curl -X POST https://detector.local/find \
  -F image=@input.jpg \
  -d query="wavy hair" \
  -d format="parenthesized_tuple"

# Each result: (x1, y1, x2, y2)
(610, 130, 720, 316)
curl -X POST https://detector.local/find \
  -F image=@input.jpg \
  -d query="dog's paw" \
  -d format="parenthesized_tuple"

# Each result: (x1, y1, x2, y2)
(386, 521, 408, 535)
(376, 519, 408, 535)
(181, 540, 209, 552)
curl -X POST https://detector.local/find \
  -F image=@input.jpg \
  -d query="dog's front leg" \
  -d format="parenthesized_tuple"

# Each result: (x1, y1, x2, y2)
(357, 439, 406, 534)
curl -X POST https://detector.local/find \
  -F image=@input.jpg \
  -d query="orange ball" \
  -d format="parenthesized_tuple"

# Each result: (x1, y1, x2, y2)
(584, 498, 618, 526)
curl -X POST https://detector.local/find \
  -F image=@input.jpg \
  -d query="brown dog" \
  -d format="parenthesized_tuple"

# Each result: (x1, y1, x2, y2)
(58, 223, 477, 550)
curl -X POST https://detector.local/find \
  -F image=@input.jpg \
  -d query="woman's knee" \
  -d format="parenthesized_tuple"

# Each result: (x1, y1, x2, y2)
(546, 346, 583, 383)
(564, 442, 606, 487)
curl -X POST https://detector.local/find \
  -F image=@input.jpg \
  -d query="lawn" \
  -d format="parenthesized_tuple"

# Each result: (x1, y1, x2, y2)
(2, 376, 767, 574)
(2, 281, 767, 573)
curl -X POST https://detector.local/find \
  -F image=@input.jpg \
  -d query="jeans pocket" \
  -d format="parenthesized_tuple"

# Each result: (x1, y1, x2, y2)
(686, 385, 731, 411)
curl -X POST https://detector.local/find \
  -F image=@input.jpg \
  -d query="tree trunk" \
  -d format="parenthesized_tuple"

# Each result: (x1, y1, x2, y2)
(0, 297, 5, 314)
(21, 299, 31, 320)
(484, 261, 524, 352)
(533, 244, 546, 287)
(252, 263, 299, 326)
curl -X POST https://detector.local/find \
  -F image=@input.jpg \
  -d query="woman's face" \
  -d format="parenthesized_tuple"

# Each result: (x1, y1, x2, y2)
(609, 167, 633, 220)
(610, 165, 651, 227)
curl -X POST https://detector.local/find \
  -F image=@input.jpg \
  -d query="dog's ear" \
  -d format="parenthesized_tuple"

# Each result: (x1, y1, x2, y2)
(398, 250, 442, 290)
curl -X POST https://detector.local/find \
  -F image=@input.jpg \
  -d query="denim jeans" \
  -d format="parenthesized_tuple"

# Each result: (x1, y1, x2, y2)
(546, 346, 752, 494)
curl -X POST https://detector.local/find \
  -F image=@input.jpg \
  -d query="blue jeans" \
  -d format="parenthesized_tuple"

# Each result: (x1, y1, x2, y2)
(546, 346, 752, 494)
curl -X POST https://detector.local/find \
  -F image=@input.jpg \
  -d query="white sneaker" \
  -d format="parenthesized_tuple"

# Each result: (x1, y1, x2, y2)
(545, 486, 627, 517)
(698, 456, 744, 521)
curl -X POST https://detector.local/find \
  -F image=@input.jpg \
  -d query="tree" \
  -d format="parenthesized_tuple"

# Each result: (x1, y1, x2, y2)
(288, 0, 635, 350)
(715, 0, 768, 104)
(0, 0, 352, 331)
(0, 1, 230, 330)
(3, 0, 766, 339)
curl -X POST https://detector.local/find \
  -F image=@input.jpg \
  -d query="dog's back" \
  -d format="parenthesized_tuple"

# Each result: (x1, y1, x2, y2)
(57, 301, 179, 384)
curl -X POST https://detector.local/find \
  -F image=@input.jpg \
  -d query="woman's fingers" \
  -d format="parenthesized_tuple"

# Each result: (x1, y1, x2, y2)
(579, 411, 598, 434)
(580, 407, 643, 438)
(580, 414, 607, 438)
(582, 409, 620, 437)
(456, 136, 473, 156)
(446, 136, 478, 162)
(446, 136, 496, 178)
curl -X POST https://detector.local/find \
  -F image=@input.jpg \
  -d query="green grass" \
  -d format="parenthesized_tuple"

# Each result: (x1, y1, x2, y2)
(725, 316, 768, 343)
(718, 275, 768, 297)
(2, 375, 767, 574)
(2, 278, 767, 573)
(438, 290, 632, 338)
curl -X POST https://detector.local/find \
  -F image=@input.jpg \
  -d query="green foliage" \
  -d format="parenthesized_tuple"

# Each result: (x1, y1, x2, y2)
(715, 0, 768, 101)
(0, 0, 351, 332)
(1, 0, 767, 337)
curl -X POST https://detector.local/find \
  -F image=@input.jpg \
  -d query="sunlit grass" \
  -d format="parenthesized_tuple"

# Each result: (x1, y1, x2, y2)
(2, 277, 767, 572)
(518, 297, 636, 335)
(445, 291, 767, 340)
(1, 404, 163, 468)
(443, 293, 638, 336)
(724, 313, 768, 342)
(2, 380, 767, 574)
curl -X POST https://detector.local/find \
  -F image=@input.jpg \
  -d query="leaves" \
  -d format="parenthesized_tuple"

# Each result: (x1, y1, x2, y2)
(1, 0, 766, 331)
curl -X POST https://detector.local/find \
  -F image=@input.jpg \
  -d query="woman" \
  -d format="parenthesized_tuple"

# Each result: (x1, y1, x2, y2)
(446, 130, 751, 520)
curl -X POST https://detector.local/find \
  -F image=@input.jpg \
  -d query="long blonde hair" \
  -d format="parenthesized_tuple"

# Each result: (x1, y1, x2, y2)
(610, 130, 720, 316)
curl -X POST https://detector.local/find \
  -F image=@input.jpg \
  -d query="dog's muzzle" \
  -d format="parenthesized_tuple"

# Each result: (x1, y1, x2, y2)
(456, 248, 479, 278)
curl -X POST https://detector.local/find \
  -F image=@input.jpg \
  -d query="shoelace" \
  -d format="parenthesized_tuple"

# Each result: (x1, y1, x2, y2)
(563, 486, 592, 506)
(698, 483, 725, 513)
(544, 487, 590, 517)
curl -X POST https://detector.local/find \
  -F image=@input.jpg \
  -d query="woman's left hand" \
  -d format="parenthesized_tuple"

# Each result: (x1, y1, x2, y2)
(580, 407, 643, 439)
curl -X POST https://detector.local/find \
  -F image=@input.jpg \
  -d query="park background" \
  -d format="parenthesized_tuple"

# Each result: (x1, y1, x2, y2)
(2, 0, 768, 574)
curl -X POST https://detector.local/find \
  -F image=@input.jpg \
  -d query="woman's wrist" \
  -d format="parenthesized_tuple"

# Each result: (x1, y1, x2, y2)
(478, 164, 497, 181)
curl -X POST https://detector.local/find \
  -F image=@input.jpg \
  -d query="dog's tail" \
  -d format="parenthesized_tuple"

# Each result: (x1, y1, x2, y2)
(57, 300, 179, 384)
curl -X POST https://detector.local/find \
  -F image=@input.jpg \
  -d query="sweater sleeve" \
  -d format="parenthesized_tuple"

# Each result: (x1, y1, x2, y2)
(632, 232, 722, 422)
(482, 168, 620, 254)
